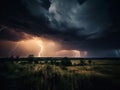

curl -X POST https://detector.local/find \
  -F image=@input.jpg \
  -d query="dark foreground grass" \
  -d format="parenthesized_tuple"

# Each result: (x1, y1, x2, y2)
(0, 60, 120, 90)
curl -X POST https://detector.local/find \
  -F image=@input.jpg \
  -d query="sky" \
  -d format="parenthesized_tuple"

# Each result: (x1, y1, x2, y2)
(0, 0, 120, 57)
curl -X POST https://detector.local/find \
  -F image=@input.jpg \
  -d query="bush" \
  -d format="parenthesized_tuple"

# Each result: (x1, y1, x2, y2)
(61, 58, 72, 66)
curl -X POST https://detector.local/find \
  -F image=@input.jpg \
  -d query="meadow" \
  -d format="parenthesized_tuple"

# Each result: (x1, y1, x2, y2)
(0, 58, 120, 90)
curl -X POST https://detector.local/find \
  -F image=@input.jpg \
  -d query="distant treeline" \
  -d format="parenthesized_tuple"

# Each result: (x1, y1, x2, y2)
(0, 56, 120, 66)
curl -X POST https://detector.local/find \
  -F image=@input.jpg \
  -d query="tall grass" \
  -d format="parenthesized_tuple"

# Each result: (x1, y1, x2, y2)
(0, 61, 120, 90)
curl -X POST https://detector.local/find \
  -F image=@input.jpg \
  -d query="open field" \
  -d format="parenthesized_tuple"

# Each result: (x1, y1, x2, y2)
(0, 58, 120, 90)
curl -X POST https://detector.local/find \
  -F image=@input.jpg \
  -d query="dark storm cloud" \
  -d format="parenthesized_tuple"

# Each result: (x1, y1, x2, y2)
(0, 0, 120, 51)
(77, 0, 87, 5)
(0, 41, 15, 57)
(0, 26, 32, 41)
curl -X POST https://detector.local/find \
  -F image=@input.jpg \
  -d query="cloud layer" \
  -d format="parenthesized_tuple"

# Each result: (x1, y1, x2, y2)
(0, 0, 120, 57)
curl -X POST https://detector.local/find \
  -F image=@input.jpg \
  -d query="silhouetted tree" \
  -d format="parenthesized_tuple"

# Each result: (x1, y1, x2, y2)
(61, 57, 72, 66)
(15, 55, 20, 60)
(28, 54, 34, 63)
(88, 60, 92, 65)
(45, 60, 48, 64)
(80, 59, 85, 66)
(51, 59, 54, 65)
(9, 55, 14, 61)
(50, 59, 56, 65)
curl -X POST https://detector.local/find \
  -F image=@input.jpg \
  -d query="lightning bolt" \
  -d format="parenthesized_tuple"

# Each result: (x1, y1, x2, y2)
(33, 37, 44, 57)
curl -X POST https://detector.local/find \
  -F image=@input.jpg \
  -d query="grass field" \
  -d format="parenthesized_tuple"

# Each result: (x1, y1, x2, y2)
(0, 59, 120, 90)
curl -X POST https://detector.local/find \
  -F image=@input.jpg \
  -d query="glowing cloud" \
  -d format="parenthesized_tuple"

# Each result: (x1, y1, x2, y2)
(55, 50, 81, 57)
(16, 36, 61, 57)
(1, 33, 86, 57)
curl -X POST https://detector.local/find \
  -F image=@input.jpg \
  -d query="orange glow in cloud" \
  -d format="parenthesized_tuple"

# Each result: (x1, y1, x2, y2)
(55, 50, 81, 57)
(17, 38, 43, 57)
(16, 36, 83, 57)
(17, 36, 61, 57)
(3, 34, 87, 57)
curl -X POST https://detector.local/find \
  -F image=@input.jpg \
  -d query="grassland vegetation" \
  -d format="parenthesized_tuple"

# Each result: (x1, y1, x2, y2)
(0, 59, 120, 90)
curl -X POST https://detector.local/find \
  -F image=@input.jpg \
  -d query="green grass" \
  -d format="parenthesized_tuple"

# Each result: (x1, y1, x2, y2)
(0, 60, 120, 90)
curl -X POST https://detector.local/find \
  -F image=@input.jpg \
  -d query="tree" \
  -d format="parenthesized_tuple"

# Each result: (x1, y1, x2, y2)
(28, 54, 34, 61)
(80, 59, 85, 66)
(61, 57, 72, 66)
(88, 60, 92, 65)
